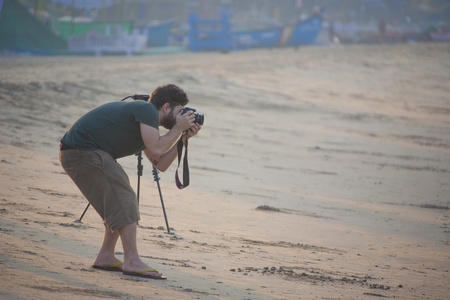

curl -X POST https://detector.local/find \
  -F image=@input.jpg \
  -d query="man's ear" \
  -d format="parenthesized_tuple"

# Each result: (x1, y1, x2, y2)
(162, 103, 171, 113)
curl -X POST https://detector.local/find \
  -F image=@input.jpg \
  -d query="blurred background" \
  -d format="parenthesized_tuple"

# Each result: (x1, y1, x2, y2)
(1, 0, 449, 54)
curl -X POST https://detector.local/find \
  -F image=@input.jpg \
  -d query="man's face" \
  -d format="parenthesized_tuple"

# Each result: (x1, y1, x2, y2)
(160, 105, 184, 129)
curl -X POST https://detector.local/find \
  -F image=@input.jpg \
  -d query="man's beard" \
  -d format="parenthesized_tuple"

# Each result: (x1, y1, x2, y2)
(160, 109, 176, 129)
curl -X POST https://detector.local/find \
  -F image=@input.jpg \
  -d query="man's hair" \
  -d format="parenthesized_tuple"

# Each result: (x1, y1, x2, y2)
(150, 84, 189, 110)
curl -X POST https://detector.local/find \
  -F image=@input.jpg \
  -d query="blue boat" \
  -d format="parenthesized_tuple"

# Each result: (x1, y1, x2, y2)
(146, 18, 176, 47)
(188, 13, 234, 52)
(234, 13, 323, 50)
(188, 11, 323, 52)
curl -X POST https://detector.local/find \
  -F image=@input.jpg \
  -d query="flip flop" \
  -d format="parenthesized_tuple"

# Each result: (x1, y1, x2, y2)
(92, 262, 124, 272)
(123, 269, 167, 280)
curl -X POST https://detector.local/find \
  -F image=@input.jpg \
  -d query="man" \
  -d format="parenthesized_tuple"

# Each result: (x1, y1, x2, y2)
(59, 84, 201, 280)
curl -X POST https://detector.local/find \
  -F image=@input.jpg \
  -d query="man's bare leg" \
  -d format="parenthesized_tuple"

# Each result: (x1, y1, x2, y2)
(93, 227, 123, 268)
(119, 222, 164, 278)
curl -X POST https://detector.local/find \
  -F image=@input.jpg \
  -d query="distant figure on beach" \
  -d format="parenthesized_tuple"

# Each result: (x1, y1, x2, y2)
(378, 18, 387, 43)
(328, 21, 339, 45)
(59, 84, 201, 280)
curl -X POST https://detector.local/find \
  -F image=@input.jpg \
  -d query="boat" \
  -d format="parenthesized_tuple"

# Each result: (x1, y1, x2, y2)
(66, 18, 176, 56)
(234, 13, 323, 50)
(188, 11, 323, 52)
(145, 18, 176, 47)
(0, 0, 67, 54)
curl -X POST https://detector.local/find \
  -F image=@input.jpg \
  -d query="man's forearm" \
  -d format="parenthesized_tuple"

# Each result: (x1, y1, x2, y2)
(141, 123, 183, 160)
(148, 140, 180, 172)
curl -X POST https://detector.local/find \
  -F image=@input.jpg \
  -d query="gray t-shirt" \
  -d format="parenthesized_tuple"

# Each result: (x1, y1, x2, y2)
(61, 101, 158, 159)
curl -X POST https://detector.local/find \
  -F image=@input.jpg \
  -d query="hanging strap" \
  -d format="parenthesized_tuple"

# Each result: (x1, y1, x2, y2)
(175, 134, 190, 189)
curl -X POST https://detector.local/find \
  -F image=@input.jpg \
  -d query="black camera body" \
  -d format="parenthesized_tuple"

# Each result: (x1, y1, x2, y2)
(181, 107, 204, 125)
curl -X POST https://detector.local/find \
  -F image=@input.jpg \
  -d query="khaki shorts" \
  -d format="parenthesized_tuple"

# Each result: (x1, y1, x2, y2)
(60, 149, 140, 231)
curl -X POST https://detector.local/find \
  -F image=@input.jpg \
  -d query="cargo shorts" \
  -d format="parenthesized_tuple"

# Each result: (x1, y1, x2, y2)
(60, 148, 140, 231)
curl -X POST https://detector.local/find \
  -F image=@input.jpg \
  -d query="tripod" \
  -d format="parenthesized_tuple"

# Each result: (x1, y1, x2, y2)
(77, 151, 171, 234)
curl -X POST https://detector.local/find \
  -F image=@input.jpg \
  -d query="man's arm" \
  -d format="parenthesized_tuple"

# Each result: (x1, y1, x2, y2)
(141, 123, 201, 171)
(140, 111, 201, 171)
(140, 124, 176, 165)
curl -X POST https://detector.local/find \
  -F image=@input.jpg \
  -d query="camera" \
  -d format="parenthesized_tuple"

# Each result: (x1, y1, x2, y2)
(181, 107, 204, 125)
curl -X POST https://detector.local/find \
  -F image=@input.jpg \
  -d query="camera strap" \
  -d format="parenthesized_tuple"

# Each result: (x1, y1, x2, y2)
(175, 133, 190, 189)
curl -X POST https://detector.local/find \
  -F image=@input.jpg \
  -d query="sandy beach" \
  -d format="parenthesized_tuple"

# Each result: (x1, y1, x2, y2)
(1, 43, 449, 299)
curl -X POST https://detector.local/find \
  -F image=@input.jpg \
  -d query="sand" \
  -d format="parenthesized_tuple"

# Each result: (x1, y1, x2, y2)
(0, 43, 449, 299)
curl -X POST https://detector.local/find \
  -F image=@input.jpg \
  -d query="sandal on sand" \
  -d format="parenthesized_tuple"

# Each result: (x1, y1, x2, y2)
(123, 269, 167, 280)
(92, 262, 124, 272)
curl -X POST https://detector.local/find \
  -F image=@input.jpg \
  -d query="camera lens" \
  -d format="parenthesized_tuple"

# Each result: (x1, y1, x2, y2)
(195, 113, 204, 125)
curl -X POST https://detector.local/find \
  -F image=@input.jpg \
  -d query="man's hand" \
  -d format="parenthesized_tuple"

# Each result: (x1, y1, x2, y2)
(184, 123, 201, 141)
(174, 110, 195, 132)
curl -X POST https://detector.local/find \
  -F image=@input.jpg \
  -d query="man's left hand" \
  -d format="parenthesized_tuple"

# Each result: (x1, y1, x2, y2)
(184, 123, 201, 141)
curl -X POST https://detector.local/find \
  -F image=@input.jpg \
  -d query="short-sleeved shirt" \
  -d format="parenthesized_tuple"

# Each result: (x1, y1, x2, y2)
(61, 101, 158, 159)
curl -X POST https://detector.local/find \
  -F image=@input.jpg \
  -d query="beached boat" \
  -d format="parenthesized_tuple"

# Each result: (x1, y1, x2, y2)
(234, 13, 323, 50)
(66, 18, 176, 56)
(188, 11, 323, 52)
(145, 18, 176, 47)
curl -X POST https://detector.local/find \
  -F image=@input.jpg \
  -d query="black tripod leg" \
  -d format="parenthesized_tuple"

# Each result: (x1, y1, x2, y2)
(136, 152, 144, 226)
(137, 152, 143, 205)
(153, 166, 171, 233)
(78, 203, 90, 221)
